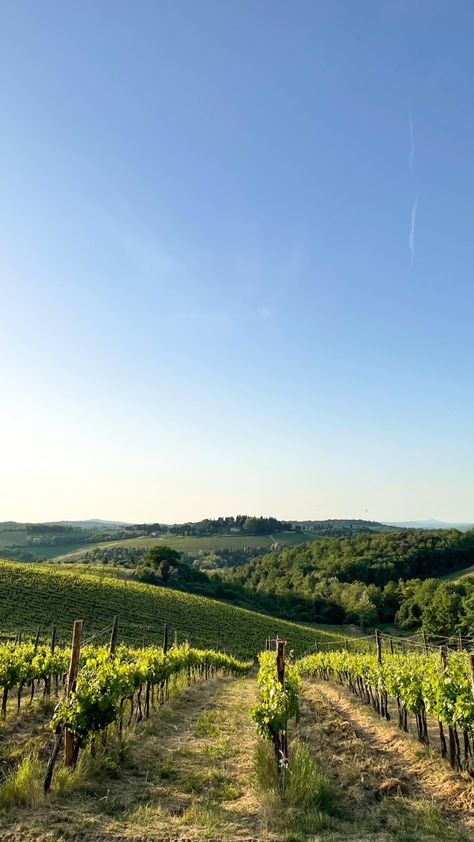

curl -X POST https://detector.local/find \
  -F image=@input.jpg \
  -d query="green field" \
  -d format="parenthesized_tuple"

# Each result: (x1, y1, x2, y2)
(97, 531, 318, 552)
(50, 530, 321, 563)
(0, 529, 28, 547)
(0, 559, 344, 658)
(440, 564, 474, 581)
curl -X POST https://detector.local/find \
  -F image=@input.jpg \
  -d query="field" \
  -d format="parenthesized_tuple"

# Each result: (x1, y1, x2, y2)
(0, 559, 343, 658)
(441, 565, 474, 581)
(51, 530, 322, 562)
(0, 528, 28, 546)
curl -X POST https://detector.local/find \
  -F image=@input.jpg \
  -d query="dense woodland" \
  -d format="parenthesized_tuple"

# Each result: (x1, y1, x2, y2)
(220, 529, 474, 627)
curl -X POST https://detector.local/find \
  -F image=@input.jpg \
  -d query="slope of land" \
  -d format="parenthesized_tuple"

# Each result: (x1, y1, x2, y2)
(0, 559, 343, 657)
(0, 517, 400, 563)
(52, 531, 323, 559)
(225, 528, 474, 593)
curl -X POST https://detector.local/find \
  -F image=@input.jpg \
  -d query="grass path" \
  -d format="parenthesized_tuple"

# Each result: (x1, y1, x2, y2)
(0, 675, 268, 842)
(298, 678, 474, 841)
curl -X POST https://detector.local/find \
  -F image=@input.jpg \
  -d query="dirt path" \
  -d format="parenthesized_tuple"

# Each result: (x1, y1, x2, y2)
(298, 678, 474, 841)
(0, 675, 268, 842)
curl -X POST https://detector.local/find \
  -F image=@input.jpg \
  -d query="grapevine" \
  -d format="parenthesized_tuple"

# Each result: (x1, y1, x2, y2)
(298, 648, 474, 772)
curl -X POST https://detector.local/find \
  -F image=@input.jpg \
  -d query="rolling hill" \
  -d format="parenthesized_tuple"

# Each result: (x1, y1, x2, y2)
(0, 559, 344, 658)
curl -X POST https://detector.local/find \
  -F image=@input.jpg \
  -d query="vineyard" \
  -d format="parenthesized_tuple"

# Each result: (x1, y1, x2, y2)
(0, 620, 251, 794)
(298, 643, 474, 773)
(0, 558, 345, 658)
(2, 562, 474, 839)
(1, 624, 474, 840)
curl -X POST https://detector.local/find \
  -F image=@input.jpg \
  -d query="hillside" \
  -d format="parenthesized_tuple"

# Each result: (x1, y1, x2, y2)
(221, 529, 474, 628)
(0, 559, 343, 658)
(225, 529, 474, 591)
(0, 517, 399, 563)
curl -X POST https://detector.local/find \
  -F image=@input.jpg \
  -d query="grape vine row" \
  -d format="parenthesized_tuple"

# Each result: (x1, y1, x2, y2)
(298, 648, 474, 772)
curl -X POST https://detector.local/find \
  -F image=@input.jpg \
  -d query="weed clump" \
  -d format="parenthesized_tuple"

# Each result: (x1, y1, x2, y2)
(254, 739, 334, 838)
(0, 755, 42, 809)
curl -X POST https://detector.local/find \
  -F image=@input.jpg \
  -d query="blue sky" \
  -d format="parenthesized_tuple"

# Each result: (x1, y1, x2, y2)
(1, 1, 473, 522)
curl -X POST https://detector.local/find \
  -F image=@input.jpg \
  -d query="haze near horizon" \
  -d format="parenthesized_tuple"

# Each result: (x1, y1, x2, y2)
(1, 1, 473, 523)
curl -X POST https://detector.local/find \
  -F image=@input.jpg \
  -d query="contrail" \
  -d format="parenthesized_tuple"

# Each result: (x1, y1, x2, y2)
(409, 196, 418, 265)
(409, 117, 415, 169)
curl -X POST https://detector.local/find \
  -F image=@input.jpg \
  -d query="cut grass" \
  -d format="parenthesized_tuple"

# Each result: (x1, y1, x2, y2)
(299, 677, 474, 840)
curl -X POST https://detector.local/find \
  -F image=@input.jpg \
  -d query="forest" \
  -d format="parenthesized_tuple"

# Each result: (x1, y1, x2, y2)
(220, 529, 474, 627)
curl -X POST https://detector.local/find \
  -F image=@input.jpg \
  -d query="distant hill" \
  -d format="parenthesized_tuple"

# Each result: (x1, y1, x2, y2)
(293, 518, 398, 536)
(383, 519, 474, 532)
(44, 519, 131, 530)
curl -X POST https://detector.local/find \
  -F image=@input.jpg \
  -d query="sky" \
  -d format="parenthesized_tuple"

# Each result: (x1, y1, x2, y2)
(0, 0, 473, 524)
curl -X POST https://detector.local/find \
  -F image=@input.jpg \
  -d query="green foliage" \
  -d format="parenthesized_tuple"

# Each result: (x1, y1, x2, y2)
(0, 641, 69, 691)
(299, 648, 474, 733)
(396, 577, 474, 635)
(0, 559, 343, 658)
(224, 529, 474, 626)
(251, 651, 300, 741)
(53, 643, 252, 746)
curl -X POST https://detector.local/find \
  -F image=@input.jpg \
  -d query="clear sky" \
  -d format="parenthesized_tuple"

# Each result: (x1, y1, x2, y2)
(1, 1, 473, 524)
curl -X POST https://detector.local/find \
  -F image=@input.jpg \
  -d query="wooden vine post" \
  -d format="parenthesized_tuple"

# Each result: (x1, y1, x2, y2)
(44, 619, 82, 793)
(275, 638, 288, 793)
(109, 616, 118, 654)
(440, 646, 457, 768)
(375, 630, 387, 719)
(375, 629, 382, 664)
(469, 655, 474, 698)
(64, 620, 83, 767)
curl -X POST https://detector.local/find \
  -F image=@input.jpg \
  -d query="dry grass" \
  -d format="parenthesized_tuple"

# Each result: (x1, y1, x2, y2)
(299, 678, 474, 840)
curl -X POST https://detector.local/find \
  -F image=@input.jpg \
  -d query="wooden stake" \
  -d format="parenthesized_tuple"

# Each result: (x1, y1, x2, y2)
(469, 654, 474, 699)
(276, 639, 285, 687)
(275, 639, 288, 791)
(64, 620, 83, 767)
(163, 623, 168, 654)
(440, 646, 456, 767)
(109, 616, 118, 654)
(375, 629, 382, 664)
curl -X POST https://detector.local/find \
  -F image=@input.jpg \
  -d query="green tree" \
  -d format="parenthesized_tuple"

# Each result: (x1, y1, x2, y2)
(143, 546, 181, 583)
